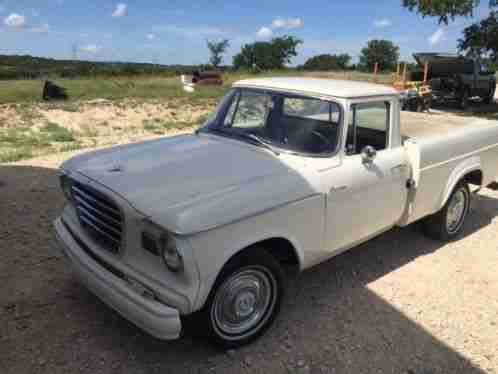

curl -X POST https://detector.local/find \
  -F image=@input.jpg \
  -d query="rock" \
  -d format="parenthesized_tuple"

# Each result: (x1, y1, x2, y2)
(297, 359, 306, 367)
(244, 356, 253, 367)
(226, 349, 236, 358)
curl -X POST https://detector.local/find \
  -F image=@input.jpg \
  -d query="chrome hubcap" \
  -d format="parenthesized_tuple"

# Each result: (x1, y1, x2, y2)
(212, 267, 277, 339)
(446, 189, 467, 233)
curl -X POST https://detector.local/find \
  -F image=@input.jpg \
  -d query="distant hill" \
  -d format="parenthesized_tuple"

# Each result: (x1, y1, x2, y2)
(0, 54, 220, 80)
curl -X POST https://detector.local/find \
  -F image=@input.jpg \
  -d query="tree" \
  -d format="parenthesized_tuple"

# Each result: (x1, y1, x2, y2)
(458, 10, 498, 61)
(206, 39, 230, 68)
(233, 35, 302, 70)
(402, 0, 497, 24)
(301, 53, 351, 70)
(359, 39, 399, 72)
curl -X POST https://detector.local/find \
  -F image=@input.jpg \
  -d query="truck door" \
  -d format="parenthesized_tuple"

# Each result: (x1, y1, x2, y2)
(324, 101, 410, 254)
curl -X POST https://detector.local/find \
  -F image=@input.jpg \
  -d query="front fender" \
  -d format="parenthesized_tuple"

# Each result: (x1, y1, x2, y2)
(437, 156, 481, 211)
(189, 194, 324, 311)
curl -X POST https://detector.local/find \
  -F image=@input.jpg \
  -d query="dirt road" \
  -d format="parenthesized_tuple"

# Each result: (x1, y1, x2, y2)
(1, 139, 498, 374)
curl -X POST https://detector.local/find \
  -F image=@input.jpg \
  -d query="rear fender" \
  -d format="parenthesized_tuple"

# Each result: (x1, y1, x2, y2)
(437, 156, 481, 211)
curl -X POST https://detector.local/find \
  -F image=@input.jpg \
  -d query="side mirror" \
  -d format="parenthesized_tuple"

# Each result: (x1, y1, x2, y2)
(361, 145, 377, 164)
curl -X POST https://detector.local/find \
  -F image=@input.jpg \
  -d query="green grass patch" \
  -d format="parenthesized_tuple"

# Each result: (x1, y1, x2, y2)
(41, 122, 76, 142)
(0, 122, 79, 162)
(142, 119, 163, 133)
(0, 147, 35, 163)
(161, 121, 195, 130)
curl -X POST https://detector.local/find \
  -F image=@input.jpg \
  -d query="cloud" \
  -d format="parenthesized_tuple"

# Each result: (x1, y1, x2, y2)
(271, 17, 303, 29)
(103, 33, 113, 39)
(29, 23, 50, 33)
(257, 26, 273, 38)
(146, 33, 157, 41)
(79, 44, 102, 53)
(112, 3, 127, 18)
(4, 13, 26, 29)
(80, 33, 89, 38)
(428, 27, 446, 46)
(374, 18, 391, 28)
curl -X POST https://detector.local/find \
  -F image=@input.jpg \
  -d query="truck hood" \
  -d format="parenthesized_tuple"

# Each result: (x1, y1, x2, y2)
(62, 134, 316, 234)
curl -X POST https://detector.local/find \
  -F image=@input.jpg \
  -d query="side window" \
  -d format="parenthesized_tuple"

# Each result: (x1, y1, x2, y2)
(346, 102, 390, 155)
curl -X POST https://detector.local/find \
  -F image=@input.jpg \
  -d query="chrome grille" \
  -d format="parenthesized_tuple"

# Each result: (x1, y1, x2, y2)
(71, 181, 123, 253)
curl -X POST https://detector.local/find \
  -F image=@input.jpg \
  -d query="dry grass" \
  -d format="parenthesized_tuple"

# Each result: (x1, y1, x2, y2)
(0, 97, 214, 162)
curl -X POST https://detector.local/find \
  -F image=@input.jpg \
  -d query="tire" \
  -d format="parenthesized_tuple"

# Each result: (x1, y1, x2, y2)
(189, 247, 286, 348)
(459, 87, 470, 110)
(422, 181, 471, 241)
(483, 85, 496, 104)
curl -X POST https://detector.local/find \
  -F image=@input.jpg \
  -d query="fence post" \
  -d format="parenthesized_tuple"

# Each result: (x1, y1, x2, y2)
(373, 62, 379, 83)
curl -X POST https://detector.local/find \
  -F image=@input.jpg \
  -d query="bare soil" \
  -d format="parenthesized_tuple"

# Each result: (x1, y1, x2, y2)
(1, 101, 498, 374)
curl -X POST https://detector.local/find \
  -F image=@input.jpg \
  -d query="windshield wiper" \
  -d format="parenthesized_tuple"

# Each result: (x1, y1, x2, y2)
(238, 133, 281, 156)
(207, 128, 280, 156)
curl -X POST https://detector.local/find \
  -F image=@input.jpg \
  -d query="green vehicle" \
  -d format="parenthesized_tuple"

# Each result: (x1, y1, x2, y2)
(413, 53, 496, 109)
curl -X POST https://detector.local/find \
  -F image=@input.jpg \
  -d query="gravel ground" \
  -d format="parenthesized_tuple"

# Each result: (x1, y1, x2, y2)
(2, 136, 498, 374)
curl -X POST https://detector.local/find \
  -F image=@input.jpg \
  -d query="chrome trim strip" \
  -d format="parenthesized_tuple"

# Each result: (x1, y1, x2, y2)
(420, 142, 498, 172)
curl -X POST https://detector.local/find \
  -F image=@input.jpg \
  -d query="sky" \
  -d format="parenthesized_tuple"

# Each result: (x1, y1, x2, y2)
(0, 0, 493, 66)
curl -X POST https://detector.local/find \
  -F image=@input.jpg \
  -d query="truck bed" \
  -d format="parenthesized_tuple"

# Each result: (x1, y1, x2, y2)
(400, 111, 496, 140)
(399, 110, 498, 227)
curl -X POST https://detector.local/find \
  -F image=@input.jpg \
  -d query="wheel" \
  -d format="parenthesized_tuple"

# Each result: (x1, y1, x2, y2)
(459, 87, 470, 110)
(191, 247, 285, 348)
(422, 181, 470, 241)
(483, 85, 496, 104)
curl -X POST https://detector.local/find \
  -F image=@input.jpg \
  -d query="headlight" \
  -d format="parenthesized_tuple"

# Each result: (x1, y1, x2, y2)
(59, 173, 73, 201)
(141, 220, 183, 272)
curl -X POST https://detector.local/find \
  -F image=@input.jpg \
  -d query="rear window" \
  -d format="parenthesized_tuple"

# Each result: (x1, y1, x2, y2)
(283, 97, 340, 123)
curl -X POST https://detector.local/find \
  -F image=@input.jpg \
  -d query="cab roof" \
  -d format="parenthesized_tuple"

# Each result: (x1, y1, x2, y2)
(233, 77, 399, 99)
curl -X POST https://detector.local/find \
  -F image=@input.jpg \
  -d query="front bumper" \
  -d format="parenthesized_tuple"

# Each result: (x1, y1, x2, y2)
(53, 218, 182, 340)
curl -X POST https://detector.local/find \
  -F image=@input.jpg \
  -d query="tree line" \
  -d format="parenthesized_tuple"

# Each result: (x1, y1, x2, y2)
(206, 36, 407, 73)
(205, 0, 497, 73)
(0, 55, 210, 80)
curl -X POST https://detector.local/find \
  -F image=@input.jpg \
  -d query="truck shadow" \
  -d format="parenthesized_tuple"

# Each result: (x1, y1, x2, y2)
(1, 164, 497, 374)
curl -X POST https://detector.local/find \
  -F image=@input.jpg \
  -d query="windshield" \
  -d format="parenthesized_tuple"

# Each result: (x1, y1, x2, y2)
(204, 88, 342, 155)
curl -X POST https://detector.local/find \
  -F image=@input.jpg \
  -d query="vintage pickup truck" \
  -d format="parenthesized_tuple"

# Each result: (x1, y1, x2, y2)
(53, 78, 498, 347)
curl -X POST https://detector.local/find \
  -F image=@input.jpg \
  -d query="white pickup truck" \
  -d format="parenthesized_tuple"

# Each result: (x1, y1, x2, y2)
(53, 78, 498, 348)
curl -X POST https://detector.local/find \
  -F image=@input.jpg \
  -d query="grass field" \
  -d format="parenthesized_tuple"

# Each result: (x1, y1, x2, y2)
(0, 70, 394, 105)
